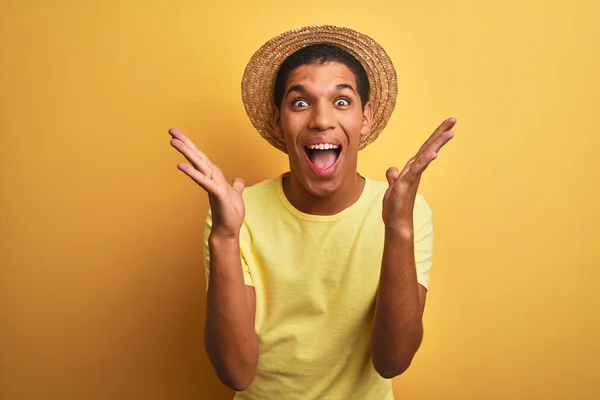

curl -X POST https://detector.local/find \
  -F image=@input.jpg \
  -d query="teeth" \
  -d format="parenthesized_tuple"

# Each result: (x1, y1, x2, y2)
(307, 144, 339, 150)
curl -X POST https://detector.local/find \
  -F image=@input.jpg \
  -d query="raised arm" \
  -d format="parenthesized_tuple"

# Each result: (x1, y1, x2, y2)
(372, 118, 456, 378)
(169, 128, 258, 391)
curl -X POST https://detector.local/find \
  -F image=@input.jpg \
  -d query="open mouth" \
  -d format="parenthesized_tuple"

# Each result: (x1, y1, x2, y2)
(304, 144, 342, 175)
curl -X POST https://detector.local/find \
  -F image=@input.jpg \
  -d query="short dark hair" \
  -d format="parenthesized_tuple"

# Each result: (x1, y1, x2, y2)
(273, 44, 370, 110)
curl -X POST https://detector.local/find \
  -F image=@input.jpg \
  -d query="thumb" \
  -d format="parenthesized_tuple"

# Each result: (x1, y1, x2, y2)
(386, 167, 400, 185)
(231, 177, 246, 193)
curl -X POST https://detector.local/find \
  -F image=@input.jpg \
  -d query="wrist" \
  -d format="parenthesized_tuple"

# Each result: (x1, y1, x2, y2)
(384, 221, 414, 241)
(208, 231, 240, 247)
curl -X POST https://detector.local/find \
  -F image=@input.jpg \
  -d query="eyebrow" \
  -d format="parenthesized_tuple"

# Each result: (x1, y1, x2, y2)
(335, 84, 356, 94)
(284, 83, 357, 98)
(285, 85, 306, 98)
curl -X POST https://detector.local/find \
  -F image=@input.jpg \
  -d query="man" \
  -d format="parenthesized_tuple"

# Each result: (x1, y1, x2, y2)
(169, 25, 455, 400)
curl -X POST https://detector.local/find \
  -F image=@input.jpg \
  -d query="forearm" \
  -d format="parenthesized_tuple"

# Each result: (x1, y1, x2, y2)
(371, 227, 424, 378)
(205, 234, 258, 391)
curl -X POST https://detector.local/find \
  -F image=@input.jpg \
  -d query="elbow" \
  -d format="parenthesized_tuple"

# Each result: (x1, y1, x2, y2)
(374, 356, 414, 379)
(214, 358, 258, 391)
(372, 337, 421, 379)
(372, 323, 423, 379)
(221, 371, 256, 392)
(206, 343, 258, 392)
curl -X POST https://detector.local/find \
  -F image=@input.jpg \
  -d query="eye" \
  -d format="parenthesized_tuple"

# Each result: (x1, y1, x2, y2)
(334, 98, 350, 106)
(292, 99, 310, 107)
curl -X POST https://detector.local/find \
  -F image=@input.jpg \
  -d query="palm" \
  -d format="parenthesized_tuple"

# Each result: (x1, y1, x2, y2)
(382, 176, 419, 226)
(169, 128, 246, 237)
(206, 169, 245, 238)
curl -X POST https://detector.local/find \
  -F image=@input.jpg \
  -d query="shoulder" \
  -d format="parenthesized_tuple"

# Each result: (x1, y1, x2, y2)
(365, 177, 389, 197)
(242, 176, 280, 204)
(241, 176, 284, 220)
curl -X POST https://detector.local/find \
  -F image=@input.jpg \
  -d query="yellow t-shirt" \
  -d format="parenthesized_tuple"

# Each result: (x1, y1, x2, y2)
(203, 173, 434, 400)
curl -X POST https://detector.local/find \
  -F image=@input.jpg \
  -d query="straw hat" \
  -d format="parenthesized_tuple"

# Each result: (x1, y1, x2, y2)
(241, 24, 398, 153)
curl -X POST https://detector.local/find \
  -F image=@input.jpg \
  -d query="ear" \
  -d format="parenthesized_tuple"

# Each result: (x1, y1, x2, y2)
(360, 101, 374, 138)
(272, 105, 284, 138)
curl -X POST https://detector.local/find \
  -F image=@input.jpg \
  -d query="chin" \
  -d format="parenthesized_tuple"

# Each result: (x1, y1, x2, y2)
(301, 176, 341, 198)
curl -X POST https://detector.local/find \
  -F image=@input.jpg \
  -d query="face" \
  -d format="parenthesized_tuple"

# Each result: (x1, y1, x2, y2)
(272, 62, 373, 197)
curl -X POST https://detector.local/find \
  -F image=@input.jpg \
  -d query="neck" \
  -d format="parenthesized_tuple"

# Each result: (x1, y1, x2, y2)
(282, 172, 365, 216)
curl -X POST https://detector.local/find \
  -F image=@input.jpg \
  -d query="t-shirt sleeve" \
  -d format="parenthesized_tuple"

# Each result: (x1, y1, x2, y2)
(413, 195, 434, 290)
(203, 207, 255, 291)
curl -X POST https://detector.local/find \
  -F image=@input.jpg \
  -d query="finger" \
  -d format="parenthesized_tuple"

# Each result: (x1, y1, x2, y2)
(169, 128, 215, 166)
(417, 117, 455, 155)
(194, 147, 215, 168)
(409, 151, 438, 177)
(386, 167, 400, 185)
(177, 162, 218, 193)
(231, 178, 246, 194)
(416, 117, 456, 156)
(423, 129, 454, 156)
(170, 138, 212, 175)
(399, 158, 417, 180)
(169, 128, 199, 152)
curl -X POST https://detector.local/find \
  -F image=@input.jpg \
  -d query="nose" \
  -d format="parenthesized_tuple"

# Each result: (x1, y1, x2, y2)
(308, 101, 335, 131)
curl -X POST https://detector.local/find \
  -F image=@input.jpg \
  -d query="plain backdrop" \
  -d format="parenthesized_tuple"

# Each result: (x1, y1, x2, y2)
(1, 0, 599, 399)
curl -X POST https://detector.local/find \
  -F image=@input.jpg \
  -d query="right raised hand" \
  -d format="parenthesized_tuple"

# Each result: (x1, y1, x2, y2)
(169, 128, 245, 238)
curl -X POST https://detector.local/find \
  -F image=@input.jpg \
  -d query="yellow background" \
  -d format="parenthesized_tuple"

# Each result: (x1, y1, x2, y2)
(1, 0, 599, 399)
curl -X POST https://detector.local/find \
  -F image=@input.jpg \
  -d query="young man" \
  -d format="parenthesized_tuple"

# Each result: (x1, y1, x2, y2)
(169, 25, 455, 400)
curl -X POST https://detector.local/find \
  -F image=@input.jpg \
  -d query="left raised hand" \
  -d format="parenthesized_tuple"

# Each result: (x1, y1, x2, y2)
(382, 117, 456, 235)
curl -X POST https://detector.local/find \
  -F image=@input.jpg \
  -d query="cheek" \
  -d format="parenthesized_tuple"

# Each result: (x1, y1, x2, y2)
(340, 113, 365, 143)
(280, 115, 303, 142)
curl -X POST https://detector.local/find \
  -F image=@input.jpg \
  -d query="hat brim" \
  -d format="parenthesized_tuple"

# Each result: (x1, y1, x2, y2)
(241, 24, 398, 153)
